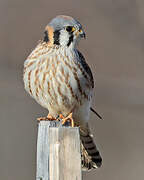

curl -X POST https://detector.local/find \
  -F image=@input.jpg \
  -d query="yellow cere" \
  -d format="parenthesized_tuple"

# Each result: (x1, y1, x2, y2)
(72, 27, 76, 32)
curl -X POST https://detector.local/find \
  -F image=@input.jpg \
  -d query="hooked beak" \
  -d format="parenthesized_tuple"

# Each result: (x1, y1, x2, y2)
(79, 29, 86, 39)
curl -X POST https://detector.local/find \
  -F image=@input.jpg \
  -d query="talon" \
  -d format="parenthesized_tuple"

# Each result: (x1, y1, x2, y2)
(47, 114, 57, 120)
(60, 113, 74, 127)
(37, 114, 56, 121)
(37, 117, 48, 121)
(59, 114, 64, 119)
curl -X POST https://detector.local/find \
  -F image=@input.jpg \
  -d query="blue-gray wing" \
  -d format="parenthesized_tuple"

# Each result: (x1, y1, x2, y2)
(76, 50, 94, 88)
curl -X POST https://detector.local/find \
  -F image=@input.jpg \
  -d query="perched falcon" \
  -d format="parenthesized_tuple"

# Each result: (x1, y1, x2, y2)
(23, 15, 102, 170)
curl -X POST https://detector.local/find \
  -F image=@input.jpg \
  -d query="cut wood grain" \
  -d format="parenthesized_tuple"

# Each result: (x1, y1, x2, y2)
(36, 121, 82, 180)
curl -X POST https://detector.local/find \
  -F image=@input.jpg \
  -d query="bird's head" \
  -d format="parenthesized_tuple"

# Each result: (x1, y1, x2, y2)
(43, 15, 86, 48)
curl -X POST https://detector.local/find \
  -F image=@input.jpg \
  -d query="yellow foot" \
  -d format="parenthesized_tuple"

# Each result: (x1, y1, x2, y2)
(37, 114, 56, 121)
(59, 113, 74, 127)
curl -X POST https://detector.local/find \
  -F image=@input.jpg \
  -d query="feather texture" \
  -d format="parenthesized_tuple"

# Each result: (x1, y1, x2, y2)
(23, 15, 102, 171)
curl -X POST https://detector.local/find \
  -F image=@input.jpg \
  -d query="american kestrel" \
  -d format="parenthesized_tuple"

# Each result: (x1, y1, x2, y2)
(23, 15, 102, 170)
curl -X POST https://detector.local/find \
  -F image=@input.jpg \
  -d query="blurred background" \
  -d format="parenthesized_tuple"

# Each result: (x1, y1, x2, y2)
(1, 0, 144, 179)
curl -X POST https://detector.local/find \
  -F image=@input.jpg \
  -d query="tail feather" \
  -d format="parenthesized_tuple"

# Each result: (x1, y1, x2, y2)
(80, 131, 102, 171)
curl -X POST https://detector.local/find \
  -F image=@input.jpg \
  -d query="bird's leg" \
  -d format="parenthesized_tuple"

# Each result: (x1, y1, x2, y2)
(37, 114, 56, 121)
(60, 113, 74, 127)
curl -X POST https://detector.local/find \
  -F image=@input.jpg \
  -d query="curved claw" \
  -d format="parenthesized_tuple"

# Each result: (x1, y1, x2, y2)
(37, 114, 56, 121)
(60, 113, 74, 127)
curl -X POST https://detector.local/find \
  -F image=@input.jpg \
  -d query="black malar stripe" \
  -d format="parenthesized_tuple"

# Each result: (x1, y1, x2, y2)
(67, 34, 73, 46)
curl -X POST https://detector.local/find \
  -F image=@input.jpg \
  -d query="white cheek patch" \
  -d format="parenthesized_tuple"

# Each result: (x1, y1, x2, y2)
(59, 30, 70, 46)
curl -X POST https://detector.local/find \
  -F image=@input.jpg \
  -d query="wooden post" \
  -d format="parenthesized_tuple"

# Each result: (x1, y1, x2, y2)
(36, 121, 82, 180)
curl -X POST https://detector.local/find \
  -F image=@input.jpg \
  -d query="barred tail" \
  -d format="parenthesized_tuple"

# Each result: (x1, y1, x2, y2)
(80, 131, 102, 171)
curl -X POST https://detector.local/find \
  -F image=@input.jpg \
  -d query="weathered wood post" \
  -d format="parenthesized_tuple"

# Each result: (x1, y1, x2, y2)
(36, 121, 82, 180)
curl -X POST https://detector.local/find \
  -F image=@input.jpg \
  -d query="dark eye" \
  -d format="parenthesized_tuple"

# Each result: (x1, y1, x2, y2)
(65, 26, 74, 32)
